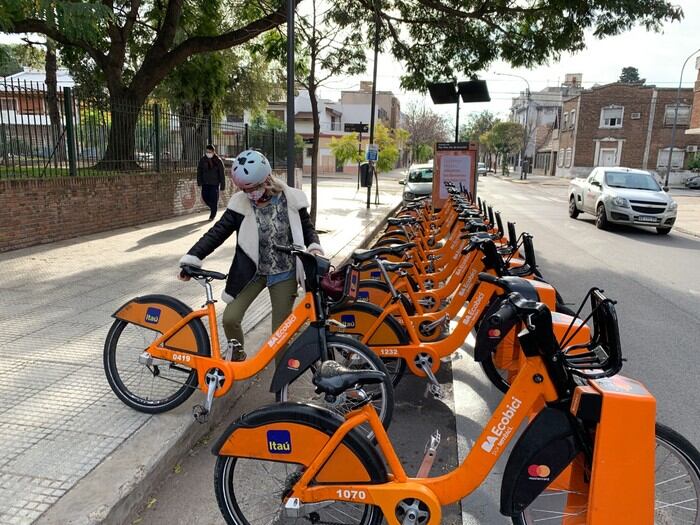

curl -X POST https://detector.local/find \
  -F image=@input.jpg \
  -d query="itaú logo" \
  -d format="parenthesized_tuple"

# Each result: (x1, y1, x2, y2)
(481, 396, 522, 453)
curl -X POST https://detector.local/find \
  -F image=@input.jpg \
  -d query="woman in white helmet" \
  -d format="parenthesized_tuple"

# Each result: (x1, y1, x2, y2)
(179, 149, 323, 361)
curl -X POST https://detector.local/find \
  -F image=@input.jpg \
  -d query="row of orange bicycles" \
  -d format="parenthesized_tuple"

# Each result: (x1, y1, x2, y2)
(104, 182, 700, 524)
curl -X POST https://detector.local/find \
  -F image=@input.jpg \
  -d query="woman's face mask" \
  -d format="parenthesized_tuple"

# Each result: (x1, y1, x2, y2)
(205, 152, 214, 158)
(246, 188, 265, 202)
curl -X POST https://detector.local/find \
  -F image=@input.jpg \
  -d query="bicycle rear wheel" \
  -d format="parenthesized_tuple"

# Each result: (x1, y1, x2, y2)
(276, 335, 394, 442)
(103, 297, 210, 413)
(513, 423, 700, 524)
(214, 456, 383, 525)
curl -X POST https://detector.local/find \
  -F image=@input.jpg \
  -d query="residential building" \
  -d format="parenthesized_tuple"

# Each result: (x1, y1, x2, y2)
(0, 68, 75, 126)
(509, 73, 584, 171)
(557, 83, 699, 182)
(341, 81, 401, 130)
(687, 56, 700, 135)
(246, 82, 405, 175)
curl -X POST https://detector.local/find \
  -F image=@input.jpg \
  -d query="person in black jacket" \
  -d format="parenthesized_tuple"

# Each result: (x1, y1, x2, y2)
(197, 144, 226, 221)
(179, 150, 323, 362)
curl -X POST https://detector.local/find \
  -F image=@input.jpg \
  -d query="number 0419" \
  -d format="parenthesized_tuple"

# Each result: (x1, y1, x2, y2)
(336, 489, 367, 500)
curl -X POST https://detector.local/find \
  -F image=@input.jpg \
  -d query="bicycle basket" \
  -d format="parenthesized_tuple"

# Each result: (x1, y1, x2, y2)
(561, 288, 623, 378)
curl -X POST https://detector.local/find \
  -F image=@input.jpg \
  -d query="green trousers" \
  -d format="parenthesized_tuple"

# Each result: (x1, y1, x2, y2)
(221, 276, 298, 352)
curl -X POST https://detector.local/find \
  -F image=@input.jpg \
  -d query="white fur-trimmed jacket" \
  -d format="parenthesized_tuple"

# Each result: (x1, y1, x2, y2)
(180, 183, 322, 302)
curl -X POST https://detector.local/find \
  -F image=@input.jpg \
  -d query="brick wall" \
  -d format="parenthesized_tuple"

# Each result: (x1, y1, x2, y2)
(556, 83, 700, 178)
(689, 67, 700, 133)
(0, 168, 293, 253)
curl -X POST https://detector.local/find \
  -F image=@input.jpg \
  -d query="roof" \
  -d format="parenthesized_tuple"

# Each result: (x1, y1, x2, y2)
(1, 68, 75, 91)
(409, 162, 433, 170)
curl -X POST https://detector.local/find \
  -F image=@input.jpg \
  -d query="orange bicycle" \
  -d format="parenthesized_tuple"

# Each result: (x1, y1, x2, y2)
(211, 280, 700, 524)
(103, 246, 394, 436)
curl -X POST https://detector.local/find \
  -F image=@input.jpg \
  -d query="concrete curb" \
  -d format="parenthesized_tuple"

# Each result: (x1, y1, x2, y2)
(37, 201, 402, 525)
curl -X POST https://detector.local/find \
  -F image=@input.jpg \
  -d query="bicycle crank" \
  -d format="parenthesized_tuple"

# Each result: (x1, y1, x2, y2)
(396, 498, 430, 525)
(192, 368, 225, 424)
(414, 353, 444, 399)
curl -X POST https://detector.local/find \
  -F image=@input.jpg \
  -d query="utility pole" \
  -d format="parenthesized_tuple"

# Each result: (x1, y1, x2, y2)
(286, 0, 296, 188)
(494, 72, 531, 177)
(367, 1, 380, 210)
(664, 47, 700, 190)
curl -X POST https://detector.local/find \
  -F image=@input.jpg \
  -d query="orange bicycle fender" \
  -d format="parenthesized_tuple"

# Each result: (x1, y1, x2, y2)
(329, 302, 409, 346)
(212, 403, 388, 485)
(112, 295, 201, 354)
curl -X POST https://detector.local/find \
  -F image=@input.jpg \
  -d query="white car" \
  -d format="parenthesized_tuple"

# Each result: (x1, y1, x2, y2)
(399, 163, 433, 202)
(477, 162, 487, 176)
(568, 167, 678, 234)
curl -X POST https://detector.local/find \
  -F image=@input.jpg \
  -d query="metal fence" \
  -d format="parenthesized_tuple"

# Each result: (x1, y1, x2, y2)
(0, 79, 289, 179)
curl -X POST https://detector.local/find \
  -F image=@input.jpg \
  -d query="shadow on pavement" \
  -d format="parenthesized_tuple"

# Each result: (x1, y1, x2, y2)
(125, 218, 212, 252)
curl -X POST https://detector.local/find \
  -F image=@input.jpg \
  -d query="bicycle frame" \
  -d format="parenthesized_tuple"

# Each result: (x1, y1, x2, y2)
(231, 355, 655, 525)
(113, 292, 319, 398)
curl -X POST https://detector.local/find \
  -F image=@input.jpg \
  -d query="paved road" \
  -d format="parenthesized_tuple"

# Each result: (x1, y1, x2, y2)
(478, 175, 700, 448)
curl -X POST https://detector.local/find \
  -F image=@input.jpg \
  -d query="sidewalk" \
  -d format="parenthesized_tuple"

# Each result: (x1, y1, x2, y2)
(488, 172, 700, 237)
(0, 174, 403, 525)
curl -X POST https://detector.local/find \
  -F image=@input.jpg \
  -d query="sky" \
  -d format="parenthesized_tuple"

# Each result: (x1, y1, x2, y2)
(2, 0, 699, 127)
(316, 0, 700, 125)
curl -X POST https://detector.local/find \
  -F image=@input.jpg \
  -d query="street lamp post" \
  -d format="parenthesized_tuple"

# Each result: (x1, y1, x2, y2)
(495, 72, 531, 176)
(663, 47, 700, 191)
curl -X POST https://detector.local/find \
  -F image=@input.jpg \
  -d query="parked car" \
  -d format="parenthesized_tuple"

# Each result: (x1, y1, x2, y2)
(477, 162, 487, 176)
(684, 175, 700, 189)
(568, 167, 677, 234)
(399, 163, 433, 202)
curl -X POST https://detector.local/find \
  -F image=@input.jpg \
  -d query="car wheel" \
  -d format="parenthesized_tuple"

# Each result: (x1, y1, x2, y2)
(568, 197, 580, 218)
(596, 204, 608, 230)
(656, 227, 672, 235)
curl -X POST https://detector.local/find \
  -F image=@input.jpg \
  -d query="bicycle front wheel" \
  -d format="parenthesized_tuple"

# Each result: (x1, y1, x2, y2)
(214, 456, 383, 525)
(513, 422, 700, 524)
(276, 334, 394, 442)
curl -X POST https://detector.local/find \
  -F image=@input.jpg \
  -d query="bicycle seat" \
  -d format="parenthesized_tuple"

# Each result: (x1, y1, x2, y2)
(378, 260, 413, 272)
(312, 361, 386, 396)
(387, 217, 417, 226)
(351, 243, 415, 262)
(180, 265, 227, 280)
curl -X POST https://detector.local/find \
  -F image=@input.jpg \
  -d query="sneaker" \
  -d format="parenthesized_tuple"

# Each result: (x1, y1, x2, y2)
(230, 349, 247, 362)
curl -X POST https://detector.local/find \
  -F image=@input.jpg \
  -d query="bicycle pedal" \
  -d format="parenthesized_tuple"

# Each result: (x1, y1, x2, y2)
(424, 383, 445, 399)
(440, 351, 463, 363)
(192, 405, 209, 424)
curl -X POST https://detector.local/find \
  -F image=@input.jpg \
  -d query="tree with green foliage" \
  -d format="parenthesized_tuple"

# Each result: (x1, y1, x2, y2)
(334, 1, 681, 91)
(480, 122, 523, 175)
(0, 0, 293, 169)
(374, 123, 401, 174)
(0, 45, 22, 76)
(330, 133, 363, 166)
(619, 66, 645, 85)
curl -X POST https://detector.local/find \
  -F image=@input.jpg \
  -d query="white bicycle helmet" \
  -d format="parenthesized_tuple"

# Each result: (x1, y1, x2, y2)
(231, 149, 271, 189)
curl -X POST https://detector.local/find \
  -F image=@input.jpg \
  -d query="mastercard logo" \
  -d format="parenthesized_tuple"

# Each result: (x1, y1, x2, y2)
(527, 464, 551, 478)
(287, 358, 301, 370)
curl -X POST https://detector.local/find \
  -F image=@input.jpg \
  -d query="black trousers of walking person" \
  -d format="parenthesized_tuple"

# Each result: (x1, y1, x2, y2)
(201, 184, 220, 220)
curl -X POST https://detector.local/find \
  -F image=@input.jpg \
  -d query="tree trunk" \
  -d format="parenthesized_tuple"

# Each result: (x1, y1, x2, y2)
(97, 91, 146, 170)
(309, 84, 320, 224)
(44, 40, 65, 166)
(178, 102, 207, 165)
